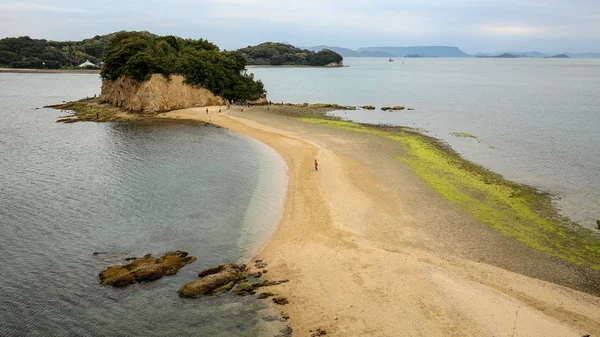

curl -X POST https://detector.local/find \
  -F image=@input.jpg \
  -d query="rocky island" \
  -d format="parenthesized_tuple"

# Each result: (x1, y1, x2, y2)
(98, 32, 266, 113)
(236, 42, 343, 67)
(99, 251, 196, 287)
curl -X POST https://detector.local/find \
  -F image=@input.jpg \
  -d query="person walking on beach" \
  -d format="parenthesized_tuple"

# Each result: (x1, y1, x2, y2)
(314, 159, 319, 171)
(209, 115, 212, 122)
(206, 108, 208, 114)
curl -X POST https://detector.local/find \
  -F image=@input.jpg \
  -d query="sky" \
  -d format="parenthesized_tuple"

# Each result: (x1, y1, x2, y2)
(0, 0, 599, 54)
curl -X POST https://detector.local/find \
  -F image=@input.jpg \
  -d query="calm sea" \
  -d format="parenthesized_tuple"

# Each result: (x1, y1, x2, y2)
(249, 58, 600, 229)
(0, 74, 287, 336)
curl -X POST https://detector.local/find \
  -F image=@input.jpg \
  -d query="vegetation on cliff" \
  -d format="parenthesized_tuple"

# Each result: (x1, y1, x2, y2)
(0, 33, 116, 69)
(101, 32, 265, 101)
(236, 42, 343, 66)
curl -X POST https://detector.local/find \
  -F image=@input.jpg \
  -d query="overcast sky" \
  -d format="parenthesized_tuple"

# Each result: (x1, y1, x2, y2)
(1, 0, 599, 53)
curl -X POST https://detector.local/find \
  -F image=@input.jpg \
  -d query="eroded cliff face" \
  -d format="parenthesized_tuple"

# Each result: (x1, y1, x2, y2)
(101, 74, 225, 113)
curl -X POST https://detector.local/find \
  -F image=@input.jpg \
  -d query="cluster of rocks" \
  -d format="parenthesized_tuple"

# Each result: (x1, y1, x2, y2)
(178, 260, 289, 303)
(99, 255, 290, 304)
(381, 106, 405, 111)
(99, 251, 197, 287)
(360, 105, 415, 111)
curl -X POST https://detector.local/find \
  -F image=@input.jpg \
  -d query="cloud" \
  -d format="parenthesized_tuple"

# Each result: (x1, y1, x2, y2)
(476, 25, 546, 37)
(1, 0, 599, 52)
(0, 2, 88, 13)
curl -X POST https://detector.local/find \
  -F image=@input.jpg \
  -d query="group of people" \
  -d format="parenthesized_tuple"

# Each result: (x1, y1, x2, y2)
(202, 102, 320, 172)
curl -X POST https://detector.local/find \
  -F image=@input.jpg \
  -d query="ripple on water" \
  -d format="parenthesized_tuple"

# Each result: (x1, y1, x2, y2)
(0, 74, 287, 336)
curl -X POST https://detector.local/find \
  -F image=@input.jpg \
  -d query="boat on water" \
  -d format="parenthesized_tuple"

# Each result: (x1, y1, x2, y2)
(389, 57, 394, 62)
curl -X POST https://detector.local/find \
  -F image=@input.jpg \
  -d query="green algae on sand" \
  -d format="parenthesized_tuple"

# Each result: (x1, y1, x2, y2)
(451, 132, 478, 139)
(297, 117, 600, 270)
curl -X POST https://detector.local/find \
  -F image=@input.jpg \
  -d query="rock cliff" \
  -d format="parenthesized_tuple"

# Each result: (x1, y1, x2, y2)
(101, 74, 225, 113)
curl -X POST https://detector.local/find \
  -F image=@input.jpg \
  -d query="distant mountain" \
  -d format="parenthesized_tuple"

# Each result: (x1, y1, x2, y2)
(477, 53, 518, 58)
(304, 45, 359, 57)
(565, 52, 600, 58)
(305, 45, 600, 59)
(357, 46, 470, 57)
(475, 51, 547, 57)
(550, 54, 570, 58)
(304, 45, 470, 57)
(303, 46, 393, 57)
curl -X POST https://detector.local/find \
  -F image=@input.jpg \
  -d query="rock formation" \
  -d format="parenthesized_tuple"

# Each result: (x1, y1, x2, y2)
(101, 74, 225, 113)
(99, 251, 196, 287)
(179, 264, 248, 297)
(179, 260, 290, 298)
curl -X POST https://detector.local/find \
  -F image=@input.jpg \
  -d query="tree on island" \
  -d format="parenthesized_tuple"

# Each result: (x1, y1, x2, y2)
(236, 42, 343, 66)
(101, 32, 265, 101)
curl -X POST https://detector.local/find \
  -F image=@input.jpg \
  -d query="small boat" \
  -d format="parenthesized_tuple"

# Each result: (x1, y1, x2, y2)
(389, 58, 394, 62)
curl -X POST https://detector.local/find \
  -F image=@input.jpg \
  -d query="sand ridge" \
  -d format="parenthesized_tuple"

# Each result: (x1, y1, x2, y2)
(163, 106, 599, 337)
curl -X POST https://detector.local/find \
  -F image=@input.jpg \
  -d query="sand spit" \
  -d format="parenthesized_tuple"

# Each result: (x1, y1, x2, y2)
(158, 105, 599, 337)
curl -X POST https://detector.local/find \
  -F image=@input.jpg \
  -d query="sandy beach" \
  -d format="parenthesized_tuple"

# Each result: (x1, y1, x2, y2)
(162, 105, 600, 336)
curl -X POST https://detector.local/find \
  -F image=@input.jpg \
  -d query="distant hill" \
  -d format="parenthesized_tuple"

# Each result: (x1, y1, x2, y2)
(475, 51, 600, 58)
(550, 54, 570, 58)
(475, 51, 547, 58)
(477, 53, 518, 58)
(305, 45, 470, 57)
(565, 52, 600, 58)
(357, 46, 470, 57)
(236, 42, 343, 66)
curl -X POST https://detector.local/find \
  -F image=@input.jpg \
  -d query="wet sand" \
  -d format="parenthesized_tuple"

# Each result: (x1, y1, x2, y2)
(163, 105, 600, 336)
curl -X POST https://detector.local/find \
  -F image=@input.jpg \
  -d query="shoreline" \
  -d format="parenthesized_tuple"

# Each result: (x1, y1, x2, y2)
(159, 105, 600, 336)
(0, 68, 100, 74)
(49, 100, 600, 335)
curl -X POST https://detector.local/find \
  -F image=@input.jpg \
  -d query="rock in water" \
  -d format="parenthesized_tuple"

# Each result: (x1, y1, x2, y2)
(99, 251, 196, 287)
(273, 297, 289, 305)
(99, 265, 136, 287)
(179, 264, 247, 297)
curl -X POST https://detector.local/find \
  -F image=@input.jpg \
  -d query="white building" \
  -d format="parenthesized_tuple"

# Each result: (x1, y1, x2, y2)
(78, 60, 96, 68)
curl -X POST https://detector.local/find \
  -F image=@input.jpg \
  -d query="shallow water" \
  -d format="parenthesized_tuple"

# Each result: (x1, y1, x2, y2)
(0, 74, 287, 336)
(249, 58, 600, 228)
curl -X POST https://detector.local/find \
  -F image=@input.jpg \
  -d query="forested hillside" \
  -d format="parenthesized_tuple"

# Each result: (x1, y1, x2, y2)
(0, 33, 118, 69)
(236, 42, 343, 66)
(101, 31, 265, 101)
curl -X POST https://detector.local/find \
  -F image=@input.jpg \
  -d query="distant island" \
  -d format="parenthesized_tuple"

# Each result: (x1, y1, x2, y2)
(235, 42, 343, 67)
(0, 33, 596, 70)
(477, 53, 519, 58)
(306, 45, 600, 59)
(305, 45, 470, 58)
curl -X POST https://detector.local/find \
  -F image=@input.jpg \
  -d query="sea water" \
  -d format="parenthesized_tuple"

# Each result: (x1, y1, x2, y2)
(249, 58, 600, 229)
(0, 73, 287, 336)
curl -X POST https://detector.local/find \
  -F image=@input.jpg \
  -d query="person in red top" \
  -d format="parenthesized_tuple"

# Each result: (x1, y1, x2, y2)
(314, 159, 319, 171)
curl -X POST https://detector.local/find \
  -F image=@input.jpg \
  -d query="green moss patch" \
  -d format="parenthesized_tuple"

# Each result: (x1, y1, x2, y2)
(298, 117, 600, 269)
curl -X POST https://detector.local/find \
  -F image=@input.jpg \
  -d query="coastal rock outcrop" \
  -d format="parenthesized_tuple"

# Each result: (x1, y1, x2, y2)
(99, 251, 197, 287)
(101, 74, 225, 113)
(179, 264, 248, 297)
(179, 260, 290, 298)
